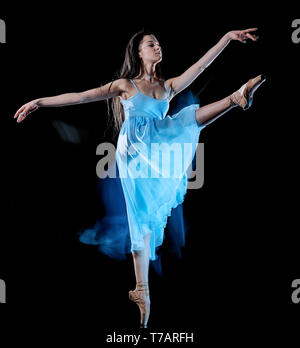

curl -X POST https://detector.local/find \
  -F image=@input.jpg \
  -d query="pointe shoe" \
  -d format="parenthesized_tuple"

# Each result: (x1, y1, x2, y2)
(230, 74, 266, 110)
(129, 281, 150, 328)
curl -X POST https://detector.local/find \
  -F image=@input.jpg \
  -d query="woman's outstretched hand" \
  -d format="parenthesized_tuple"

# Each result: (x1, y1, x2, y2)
(226, 28, 259, 43)
(13, 100, 39, 123)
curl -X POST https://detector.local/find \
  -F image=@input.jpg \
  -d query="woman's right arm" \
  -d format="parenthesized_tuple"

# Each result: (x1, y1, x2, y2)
(13, 79, 127, 123)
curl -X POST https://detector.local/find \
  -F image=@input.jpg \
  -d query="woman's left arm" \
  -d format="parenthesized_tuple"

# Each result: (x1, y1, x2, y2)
(166, 28, 259, 99)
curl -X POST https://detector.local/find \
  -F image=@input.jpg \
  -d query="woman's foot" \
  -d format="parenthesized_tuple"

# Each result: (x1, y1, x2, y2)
(129, 281, 150, 328)
(230, 74, 266, 110)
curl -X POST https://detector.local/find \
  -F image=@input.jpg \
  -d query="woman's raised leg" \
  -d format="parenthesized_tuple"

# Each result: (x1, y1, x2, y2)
(196, 96, 235, 126)
(196, 74, 266, 126)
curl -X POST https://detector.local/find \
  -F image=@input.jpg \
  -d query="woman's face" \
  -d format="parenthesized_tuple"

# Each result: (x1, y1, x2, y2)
(138, 35, 162, 64)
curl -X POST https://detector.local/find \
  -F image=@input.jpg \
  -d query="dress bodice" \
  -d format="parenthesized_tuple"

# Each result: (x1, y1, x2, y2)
(120, 79, 170, 120)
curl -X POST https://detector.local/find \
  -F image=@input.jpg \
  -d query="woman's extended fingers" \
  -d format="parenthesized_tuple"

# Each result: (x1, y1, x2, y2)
(243, 28, 259, 41)
(245, 32, 258, 41)
(13, 106, 25, 119)
(228, 28, 259, 43)
(244, 28, 258, 33)
(14, 106, 27, 123)
(14, 102, 39, 123)
(17, 111, 26, 123)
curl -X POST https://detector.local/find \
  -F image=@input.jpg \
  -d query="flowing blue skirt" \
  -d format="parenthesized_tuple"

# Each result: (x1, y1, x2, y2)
(115, 104, 205, 260)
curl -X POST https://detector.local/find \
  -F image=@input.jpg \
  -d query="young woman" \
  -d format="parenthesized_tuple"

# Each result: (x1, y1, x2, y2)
(13, 28, 265, 328)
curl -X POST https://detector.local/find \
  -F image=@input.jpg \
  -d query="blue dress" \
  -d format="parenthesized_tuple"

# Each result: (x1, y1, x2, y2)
(115, 79, 206, 260)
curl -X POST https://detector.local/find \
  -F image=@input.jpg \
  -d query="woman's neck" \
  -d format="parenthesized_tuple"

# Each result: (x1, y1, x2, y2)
(137, 63, 157, 82)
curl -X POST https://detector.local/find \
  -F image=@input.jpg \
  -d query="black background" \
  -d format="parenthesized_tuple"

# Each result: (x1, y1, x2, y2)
(1, 2, 299, 344)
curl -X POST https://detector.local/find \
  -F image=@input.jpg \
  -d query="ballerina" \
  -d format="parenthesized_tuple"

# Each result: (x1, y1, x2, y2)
(13, 27, 265, 328)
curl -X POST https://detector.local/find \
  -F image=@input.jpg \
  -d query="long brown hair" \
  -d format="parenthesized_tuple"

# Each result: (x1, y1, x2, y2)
(107, 29, 164, 139)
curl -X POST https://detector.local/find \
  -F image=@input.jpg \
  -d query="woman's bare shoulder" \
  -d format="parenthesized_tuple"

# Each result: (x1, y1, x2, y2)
(113, 78, 135, 99)
(114, 78, 131, 90)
